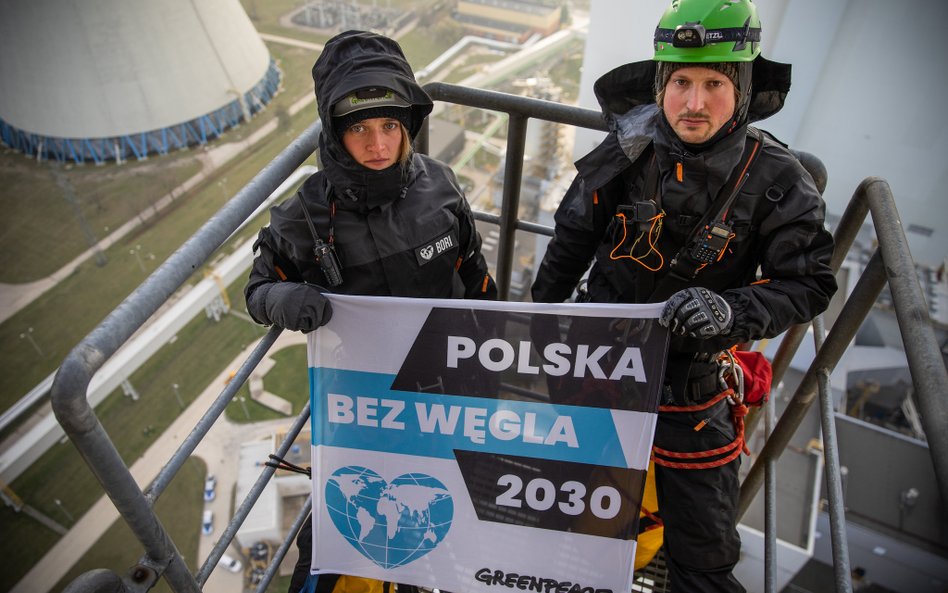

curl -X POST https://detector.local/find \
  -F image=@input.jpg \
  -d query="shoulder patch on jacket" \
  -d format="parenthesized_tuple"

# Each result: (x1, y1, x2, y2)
(414, 230, 458, 265)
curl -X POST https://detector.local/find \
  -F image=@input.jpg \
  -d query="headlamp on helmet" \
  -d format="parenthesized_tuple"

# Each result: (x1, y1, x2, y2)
(653, 0, 762, 63)
(670, 22, 705, 48)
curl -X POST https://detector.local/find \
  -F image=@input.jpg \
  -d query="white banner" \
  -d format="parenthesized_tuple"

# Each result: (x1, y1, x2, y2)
(307, 295, 669, 593)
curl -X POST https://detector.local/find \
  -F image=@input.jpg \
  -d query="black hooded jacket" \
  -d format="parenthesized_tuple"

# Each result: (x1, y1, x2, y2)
(531, 58, 837, 355)
(246, 31, 496, 324)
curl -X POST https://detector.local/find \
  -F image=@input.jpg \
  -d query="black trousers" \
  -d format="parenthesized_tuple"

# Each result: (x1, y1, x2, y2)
(653, 394, 746, 593)
(288, 516, 318, 593)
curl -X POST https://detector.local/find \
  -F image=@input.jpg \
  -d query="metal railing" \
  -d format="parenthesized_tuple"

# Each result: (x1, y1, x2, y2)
(49, 83, 947, 593)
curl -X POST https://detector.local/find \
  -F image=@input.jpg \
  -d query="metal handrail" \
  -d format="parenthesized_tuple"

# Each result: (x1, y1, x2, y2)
(54, 123, 322, 593)
(738, 178, 948, 515)
(49, 82, 945, 593)
(421, 82, 607, 299)
(812, 314, 853, 593)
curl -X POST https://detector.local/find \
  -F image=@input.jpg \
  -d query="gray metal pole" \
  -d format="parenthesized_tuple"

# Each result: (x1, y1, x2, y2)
(496, 114, 528, 300)
(764, 394, 776, 593)
(812, 315, 853, 593)
(861, 178, 948, 512)
(745, 168, 867, 438)
(146, 328, 282, 501)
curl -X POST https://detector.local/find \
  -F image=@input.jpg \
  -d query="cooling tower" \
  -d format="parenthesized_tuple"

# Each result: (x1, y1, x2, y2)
(0, 0, 281, 164)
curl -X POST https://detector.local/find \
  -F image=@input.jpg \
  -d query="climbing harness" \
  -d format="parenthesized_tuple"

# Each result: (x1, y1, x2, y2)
(652, 349, 771, 470)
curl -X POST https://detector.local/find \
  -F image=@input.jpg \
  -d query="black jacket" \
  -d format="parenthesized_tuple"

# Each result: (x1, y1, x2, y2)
(246, 31, 496, 324)
(531, 58, 836, 355)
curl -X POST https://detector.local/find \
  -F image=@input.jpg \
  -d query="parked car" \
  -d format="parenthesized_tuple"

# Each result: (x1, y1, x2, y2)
(201, 509, 213, 535)
(249, 541, 269, 562)
(203, 474, 217, 502)
(218, 553, 242, 573)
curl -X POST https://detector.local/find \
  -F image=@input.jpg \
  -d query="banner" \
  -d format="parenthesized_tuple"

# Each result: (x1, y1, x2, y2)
(308, 295, 669, 593)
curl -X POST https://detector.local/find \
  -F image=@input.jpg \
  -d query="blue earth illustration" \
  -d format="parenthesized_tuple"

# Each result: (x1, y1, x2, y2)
(325, 466, 453, 568)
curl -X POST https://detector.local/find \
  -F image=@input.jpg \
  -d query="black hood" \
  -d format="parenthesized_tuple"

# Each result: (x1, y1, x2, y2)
(312, 30, 433, 145)
(311, 30, 434, 205)
(593, 56, 792, 131)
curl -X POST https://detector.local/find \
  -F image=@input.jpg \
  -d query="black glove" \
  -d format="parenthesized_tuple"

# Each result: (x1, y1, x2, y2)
(263, 282, 333, 333)
(660, 287, 733, 338)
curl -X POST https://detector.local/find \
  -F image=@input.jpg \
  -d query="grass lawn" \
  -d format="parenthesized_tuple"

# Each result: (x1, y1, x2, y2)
(397, 22, 465, 70)
(264, 345, 309, 410)
(0, 155, 202, 283)
(225, 344, 309, 424)
(50, 457, 207, 593)
(441, 49, 508, 85)
(546, 38, 586, 103)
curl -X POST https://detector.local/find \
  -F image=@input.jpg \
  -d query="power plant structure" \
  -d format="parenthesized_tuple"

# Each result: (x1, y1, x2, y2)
(0, 0, 280, 165)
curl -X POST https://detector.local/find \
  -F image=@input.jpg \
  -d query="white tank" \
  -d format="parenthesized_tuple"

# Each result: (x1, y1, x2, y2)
(0, 0, 279, 163)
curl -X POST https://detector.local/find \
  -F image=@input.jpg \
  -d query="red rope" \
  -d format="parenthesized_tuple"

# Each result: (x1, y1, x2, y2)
(657, 389, 733, 413)
(640, 507, 663, 529)
(653, 392, 750, 470)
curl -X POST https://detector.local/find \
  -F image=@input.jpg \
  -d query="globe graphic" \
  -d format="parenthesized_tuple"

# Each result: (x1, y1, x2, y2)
(325, 466, 454, 568)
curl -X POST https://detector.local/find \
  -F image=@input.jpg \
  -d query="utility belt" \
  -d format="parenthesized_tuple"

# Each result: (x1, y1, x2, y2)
(661, 373, 715, 405)
(661, 356, 721, 406)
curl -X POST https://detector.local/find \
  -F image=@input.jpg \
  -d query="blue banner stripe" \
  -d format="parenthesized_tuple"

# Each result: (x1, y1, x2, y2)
(310, 367, 645, 468)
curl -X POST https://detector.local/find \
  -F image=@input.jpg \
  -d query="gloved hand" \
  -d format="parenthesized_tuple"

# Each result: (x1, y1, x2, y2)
(660, 287, 733, 338)
(264, 282, 333, 333)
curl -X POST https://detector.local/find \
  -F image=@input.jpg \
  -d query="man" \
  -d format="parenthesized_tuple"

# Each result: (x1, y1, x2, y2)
(531, 1, 837, 591)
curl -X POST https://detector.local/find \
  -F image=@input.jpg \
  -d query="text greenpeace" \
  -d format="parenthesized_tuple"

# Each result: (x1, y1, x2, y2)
(446, 337, 647, 382)
(327, 393, 578, 447)
(474, 568, 612, 593)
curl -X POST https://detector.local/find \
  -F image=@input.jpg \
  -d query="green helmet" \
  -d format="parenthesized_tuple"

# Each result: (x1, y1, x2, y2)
(653, 0, 761, 63)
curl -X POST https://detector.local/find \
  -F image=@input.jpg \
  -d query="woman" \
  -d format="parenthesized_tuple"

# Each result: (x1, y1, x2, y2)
(245, 30, 495, 330)
(244, 30, 496, 593)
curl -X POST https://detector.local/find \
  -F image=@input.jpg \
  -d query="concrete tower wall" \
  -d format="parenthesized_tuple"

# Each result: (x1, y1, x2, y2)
(0, 0, 279, 163)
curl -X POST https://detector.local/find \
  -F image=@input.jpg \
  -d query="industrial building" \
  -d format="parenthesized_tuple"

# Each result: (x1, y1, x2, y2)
(454, 0, 562, 44)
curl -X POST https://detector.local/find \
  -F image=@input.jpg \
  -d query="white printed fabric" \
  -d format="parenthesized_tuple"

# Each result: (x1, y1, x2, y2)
(307, 295, 669, 593)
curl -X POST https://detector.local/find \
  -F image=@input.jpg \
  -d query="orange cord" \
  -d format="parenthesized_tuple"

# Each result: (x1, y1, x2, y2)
(715, 232, 736, 262)
(721, 140, 760, 220)
(653, 389, 750, 470)
(608, 211, 666, 271)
